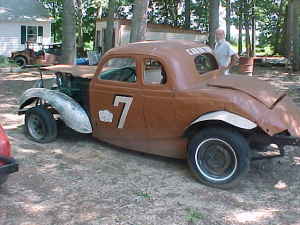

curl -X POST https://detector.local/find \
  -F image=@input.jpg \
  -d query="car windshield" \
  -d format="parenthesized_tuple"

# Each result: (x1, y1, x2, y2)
(194, 53, 219, 75)
(100, 66, 136, 82)
(98, 57, 137, 83)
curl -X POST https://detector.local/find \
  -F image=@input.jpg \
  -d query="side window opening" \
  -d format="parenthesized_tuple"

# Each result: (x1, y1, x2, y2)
(143, 59, 167, 85)
(194, 53, 219, 75)
(98, 57, 137, 83)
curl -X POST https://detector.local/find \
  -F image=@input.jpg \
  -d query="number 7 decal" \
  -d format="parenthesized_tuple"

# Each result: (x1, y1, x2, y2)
(113, 96, 133, 128)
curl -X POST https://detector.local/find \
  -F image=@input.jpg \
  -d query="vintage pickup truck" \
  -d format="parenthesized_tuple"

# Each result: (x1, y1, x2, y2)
(18, 40, 300, 189)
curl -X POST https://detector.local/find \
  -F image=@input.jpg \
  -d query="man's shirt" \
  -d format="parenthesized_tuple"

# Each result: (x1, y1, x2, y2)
(213, 39, 236, 75)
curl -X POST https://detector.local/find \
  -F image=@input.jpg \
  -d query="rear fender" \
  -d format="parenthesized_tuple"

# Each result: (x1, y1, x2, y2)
(184, 111, 257, 137)
(190, 111, 257, 130)
(19, 88, 92, 134)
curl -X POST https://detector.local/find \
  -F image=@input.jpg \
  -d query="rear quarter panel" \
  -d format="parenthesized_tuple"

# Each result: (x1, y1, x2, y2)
(175, 87, 288, 137)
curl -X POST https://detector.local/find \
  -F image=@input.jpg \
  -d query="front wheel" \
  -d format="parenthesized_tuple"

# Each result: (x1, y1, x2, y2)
(187, 127, 250, 189)
(24, 106, 57, 143)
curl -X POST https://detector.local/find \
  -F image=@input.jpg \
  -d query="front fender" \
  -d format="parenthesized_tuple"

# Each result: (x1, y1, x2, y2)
(19, 88, 92, 134)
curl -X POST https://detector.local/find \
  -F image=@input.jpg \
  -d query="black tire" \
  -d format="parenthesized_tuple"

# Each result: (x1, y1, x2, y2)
(14, 56, 27, 67)
(0, 175, 8, 186)
(24, 106, 57, 143)
(187, 127, 250, 189)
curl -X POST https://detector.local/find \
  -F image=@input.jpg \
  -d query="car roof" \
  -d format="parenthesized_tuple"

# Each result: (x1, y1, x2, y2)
(106, 40, 215, 90)
(107, 40, 207, 58)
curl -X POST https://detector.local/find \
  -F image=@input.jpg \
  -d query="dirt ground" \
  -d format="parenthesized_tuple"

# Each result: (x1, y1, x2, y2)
(1, 67, 300, 225)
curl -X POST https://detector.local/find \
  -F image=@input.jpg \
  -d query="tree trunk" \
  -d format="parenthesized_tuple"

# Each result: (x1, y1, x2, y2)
(225, 0, 231, 41)
(52, 1, 56, 42)
(288, 0, 294, 69)
(208, 0, 220, 47)
(245, 24, 251, 56)
(130, 0, 150, 43)
(244, 0, 251, 56)
(93, 5, 102, 51)
(163, 0, 169, 24)
(76, 0, 84, 57)
(62, 0, 76, 64)
(238, 6, 243, 55)
(293, 0, 300, 70)
(274, 0, 285, 54)
(172, 1, 179, 27)
(250, 0, 256, 57)
(104, 0, 116, 52)
(185, 0, 191, 29)
(282, 5, 289, 57)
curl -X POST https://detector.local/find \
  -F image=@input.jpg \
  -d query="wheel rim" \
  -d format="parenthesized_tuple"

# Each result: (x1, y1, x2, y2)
(27, 114, 46, 140)
(195, 138, 238, 182)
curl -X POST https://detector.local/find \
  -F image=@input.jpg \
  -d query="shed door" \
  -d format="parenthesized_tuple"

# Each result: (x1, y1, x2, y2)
(103, 29, 115, 48)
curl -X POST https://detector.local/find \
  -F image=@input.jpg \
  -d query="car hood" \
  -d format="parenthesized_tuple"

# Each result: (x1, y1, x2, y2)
(207, 75, 286, 108)
(12, 50, 22, 54)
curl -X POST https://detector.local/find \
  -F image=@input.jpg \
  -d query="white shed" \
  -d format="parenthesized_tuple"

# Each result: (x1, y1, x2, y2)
(95, 19, 208, 51)
(0, 0, 52, 57)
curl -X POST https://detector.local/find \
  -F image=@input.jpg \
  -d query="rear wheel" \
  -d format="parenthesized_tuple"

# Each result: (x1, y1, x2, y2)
(24, 106, 57, 143)
(14, 56, 27, 67)
(187, 127, 250, 189)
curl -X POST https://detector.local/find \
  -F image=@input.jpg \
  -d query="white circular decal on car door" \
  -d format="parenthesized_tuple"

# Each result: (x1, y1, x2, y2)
(98, 110, 113, 123)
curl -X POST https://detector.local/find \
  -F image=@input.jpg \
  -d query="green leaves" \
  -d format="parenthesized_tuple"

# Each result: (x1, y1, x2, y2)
(185, 207, 203, 224)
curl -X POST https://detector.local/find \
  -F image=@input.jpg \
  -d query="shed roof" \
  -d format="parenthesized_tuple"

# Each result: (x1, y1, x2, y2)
(0, 0, 51, 22)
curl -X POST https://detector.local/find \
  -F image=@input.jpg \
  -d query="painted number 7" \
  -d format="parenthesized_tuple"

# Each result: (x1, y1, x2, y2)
(113, 96, 133, 128)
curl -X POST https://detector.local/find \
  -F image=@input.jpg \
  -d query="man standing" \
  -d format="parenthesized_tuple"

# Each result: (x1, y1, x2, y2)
(213, 28, 239, 75)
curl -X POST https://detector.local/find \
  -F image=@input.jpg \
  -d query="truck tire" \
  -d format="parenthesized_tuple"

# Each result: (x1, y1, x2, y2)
(14, 56, 27, 67)
(24, 106, 57, 143)
(187, 127, 250, 189)
(0, 175, 8, 186)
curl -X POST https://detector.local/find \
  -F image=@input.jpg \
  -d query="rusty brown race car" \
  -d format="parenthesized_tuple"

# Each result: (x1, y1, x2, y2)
(18, 40, 300, 189)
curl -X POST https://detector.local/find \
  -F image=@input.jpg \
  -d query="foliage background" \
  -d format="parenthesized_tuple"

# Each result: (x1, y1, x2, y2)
(38, 0, 289, 55)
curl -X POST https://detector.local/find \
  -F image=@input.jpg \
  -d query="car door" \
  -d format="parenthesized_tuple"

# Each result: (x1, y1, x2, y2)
(89, 55, 149, 152)
(141, 57, 185, 158)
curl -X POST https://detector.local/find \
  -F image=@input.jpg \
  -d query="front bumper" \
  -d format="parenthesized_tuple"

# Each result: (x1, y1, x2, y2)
(0, 155, 18, 176)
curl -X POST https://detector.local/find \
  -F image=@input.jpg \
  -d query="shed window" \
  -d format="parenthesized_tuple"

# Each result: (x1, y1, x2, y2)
(21, 26, 26, 44)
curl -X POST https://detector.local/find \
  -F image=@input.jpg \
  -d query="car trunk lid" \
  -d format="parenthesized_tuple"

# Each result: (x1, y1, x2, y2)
(207, 75, 287, 108)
